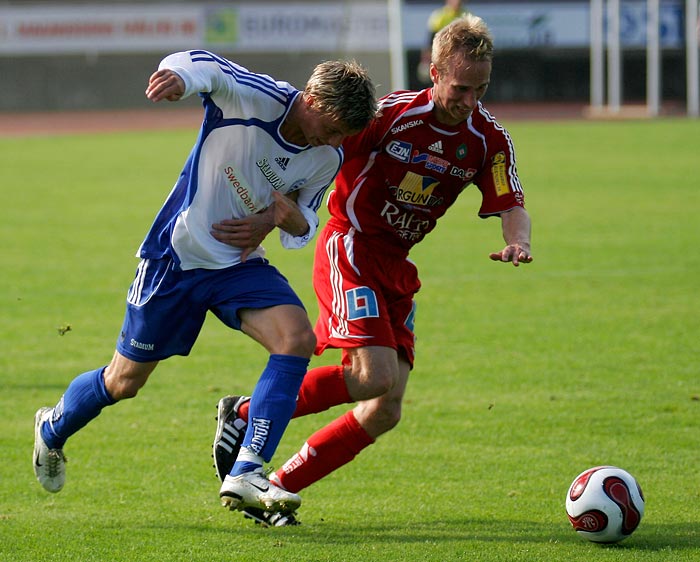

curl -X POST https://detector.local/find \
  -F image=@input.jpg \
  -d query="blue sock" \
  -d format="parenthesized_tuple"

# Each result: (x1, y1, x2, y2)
(231, 354, 308, 476)
(41, 367, 116, 449)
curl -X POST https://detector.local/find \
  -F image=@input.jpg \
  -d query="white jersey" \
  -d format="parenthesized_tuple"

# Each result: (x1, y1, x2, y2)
(138, 50, 343, 270)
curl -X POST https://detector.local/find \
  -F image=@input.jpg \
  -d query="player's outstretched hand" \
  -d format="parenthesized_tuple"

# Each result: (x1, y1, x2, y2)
(489, 245, 533, 267)
(145, 69, 185, 102)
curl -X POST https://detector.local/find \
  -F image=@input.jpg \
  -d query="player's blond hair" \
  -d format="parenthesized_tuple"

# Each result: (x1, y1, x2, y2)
(304, 60, 377, 131)
(431, 13, 494, 75)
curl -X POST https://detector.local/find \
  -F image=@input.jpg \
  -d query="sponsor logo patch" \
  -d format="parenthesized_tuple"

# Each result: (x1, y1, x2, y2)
(130, 338, 155, 351)
(223, 165, 261, 212)
(394, 171, 441, 207)
(249, 417, 272, 455)
(386, 140, 412, 163)
(491, 151, 509, 196)
(412, 151, 449, 174)
(379, 200, 431, 241)
(256, 157, 285, 190)
(274, 156, 290, 170)
(428, 140, 443, 154)
(450, 166, 477, 181)
(391, 119, 424, 135)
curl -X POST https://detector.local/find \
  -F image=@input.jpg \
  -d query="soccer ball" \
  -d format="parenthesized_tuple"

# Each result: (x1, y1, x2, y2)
(565, 466, 645, 543)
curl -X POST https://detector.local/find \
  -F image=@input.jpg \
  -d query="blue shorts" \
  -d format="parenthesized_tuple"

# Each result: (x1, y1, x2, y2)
(116, 257, 305, 362)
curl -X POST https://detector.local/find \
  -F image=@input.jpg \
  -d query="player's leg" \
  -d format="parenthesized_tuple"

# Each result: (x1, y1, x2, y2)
(211, 361, 352, 482)
(42, 351, 158, 446)
(235, 354, 408, 523)
(212, 227, 373, 478)
(223, 344, 399, 425)
(212, 259, 315, 512)
(234, 303, 316, 474)
(211, 346, 402, 483)
(218, 303, 312, 513)
(271, 349, 410, 494)
(34, 352, 158, 493)
(351, 353, 411, 438)
(268, 247, 419, 498)
(34, 256, 205, 493)
(285, 224, 406, 413)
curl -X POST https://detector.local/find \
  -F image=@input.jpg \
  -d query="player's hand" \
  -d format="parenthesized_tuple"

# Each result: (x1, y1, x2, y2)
(489, 244, 533, 267)
(211, 211, 275, 262)
(145, 69, 185, 102)
(270, 191, 309, 237)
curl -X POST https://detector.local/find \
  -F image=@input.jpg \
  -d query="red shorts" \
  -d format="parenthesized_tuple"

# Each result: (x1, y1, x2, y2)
(312, 224, 421, 367)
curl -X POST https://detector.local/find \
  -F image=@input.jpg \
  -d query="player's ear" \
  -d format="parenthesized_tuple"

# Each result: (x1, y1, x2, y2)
(429, 63, 439, 84)
(302, 92, 316, 109)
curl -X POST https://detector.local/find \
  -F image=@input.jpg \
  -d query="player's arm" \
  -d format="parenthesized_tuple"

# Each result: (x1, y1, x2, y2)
(276, 180, 329, 249)
(210, 191, 310, 261)
(269, 190, 309, 237)
(145, 50, 231, 103)
(214, 190, 309, 238)
(473, 121, 532, 267)
(489, 206, 533, 266)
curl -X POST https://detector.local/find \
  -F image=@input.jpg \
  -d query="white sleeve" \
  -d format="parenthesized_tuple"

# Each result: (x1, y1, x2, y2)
(277, 146, 340, 249)
(278, 171, 335, 250)
(278, 204, 318, 250)
(157, 51, 226, 100)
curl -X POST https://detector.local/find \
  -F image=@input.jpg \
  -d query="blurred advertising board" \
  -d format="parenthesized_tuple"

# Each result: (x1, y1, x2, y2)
(0, 1, 685, 55)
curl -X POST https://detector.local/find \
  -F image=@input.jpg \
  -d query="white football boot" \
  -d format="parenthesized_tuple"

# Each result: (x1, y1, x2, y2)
(33, 407, 67, 493)
(220, 468, 301, 513)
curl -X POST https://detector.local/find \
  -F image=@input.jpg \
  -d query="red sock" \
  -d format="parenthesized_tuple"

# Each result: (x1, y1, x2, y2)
(294, 364, 352, 417)
(273, 410, 375, 493)
(238, 364, 350, 422)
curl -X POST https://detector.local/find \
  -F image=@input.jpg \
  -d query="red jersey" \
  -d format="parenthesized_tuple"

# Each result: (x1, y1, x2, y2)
(328, 89, 525, 257)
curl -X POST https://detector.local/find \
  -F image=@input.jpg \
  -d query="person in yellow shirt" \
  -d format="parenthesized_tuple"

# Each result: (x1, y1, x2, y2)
(417, 0, 470, 83)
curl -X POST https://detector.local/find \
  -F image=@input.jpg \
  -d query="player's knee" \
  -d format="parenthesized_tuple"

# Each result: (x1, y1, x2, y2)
(372, 370, 397, 396)
(301, 329, 317, 356)
(104, 376, 142, 400)
(273, 326, 316, 358)
(368, 400, 403, 433)
(103, 366, 150, 400)
(352, 364, 398, 397)
(290, 327, 316, 358)
(380, 402, 402, 431)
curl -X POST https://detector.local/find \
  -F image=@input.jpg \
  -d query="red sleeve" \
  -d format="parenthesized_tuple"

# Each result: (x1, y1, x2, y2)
(472, 117, 525, 217)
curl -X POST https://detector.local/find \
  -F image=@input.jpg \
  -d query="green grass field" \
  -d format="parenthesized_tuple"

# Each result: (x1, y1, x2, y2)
(1, 117, 698, 561)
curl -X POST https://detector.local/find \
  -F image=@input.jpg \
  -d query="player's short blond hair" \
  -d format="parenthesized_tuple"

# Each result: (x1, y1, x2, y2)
(304, 60, 377, 131)
(431, 13, 494, 75)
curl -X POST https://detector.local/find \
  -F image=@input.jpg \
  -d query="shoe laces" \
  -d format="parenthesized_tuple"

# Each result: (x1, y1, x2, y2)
(47, 449, 66, 478)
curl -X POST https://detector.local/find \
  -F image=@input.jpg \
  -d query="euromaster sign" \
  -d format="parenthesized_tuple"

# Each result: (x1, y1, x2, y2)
(0, 1, 685, 55)
(205, 4, 389, 51)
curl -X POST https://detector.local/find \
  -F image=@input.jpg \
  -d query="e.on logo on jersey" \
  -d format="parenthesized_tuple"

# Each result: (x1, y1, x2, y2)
(386, 140, 412, 163)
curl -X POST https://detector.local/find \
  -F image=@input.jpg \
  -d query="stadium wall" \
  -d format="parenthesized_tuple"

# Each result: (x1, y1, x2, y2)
(0, 1, 690, 111)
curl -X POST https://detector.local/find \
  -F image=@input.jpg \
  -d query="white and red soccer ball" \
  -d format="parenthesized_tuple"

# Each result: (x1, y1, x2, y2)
(566, 466, 645, 543)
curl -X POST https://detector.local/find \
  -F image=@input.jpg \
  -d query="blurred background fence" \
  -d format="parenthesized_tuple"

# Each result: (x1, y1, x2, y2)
(0, 0, 697, 115)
